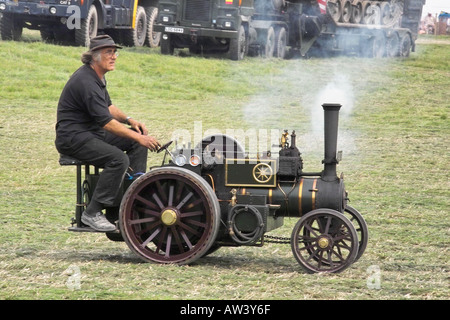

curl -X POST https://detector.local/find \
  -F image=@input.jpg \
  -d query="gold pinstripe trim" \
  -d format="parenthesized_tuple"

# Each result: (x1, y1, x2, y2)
(298, 179, 304, 215)
(312, 179, 317, 210)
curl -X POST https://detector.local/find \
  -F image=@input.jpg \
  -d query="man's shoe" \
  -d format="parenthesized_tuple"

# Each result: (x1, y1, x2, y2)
(81, 211, 117, 232)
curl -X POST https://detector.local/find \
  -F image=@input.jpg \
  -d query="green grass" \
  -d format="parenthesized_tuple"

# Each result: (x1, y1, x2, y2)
(0, 31, 448, 300)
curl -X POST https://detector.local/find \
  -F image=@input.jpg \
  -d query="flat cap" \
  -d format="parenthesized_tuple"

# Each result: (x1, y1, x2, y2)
(89, 35, 122, 51)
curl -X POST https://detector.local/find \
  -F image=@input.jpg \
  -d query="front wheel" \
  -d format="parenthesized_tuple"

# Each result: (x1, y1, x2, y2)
(119, 167, 221, 265)
(229, 25, 247, 60)
(144, 6, 161, 48)
(0, 13, 23, 40)
(386, 32, 400, 57)
(122, 6, 147, 47)
(291, 209, 359, 273)
(399, 34, 411, 57)
(275, 27, 287, 59)
(360, 33, 386, 58)
(263, 26, 275, 58)
(75, 4, 97, 46)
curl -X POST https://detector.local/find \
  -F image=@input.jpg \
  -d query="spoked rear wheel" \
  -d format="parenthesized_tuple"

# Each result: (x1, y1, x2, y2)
(343, 206, 368, 262)
(291, 209, 359, 273)
(119, 167, 220, 265)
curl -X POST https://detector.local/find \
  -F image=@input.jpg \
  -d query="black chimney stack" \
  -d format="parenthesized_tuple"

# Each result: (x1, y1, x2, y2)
(322, 103, 341, 181)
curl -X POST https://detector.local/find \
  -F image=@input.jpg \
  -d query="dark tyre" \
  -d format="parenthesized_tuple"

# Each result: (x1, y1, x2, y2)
(291, 209, 359, 273)
(327, 0, 342, 23)
(264, 26, 275, 58)
(119, 167, 221, 265)
(105, 206, 124, 242)
(351, 0, 363, 24)
(343, 206, 368, 262)
(75, 4, 98, 47)
(275, 27, 287, 59)
(40, 28, 56, 43)
(122, 6, 147, 47)
(386, 32, 400, 57)
(399, 34, 411, 57)
(341, 0, 352, 23)
(229, 24, 247, 60)
(360, 33, 386, 58)
(144, 6, 161, 48)
(0, 13, 23, 40)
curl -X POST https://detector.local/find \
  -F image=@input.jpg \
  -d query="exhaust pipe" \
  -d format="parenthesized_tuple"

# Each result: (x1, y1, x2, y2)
(322, 103, 341, 181)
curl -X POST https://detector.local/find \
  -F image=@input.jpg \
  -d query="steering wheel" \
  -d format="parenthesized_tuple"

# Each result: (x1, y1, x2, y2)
(157, 140, 173, 153)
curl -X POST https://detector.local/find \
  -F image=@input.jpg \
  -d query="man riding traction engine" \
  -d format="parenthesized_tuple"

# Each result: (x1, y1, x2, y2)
(63, 101, 368, 273)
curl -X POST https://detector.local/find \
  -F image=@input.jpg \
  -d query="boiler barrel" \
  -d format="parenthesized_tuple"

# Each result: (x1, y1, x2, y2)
(237, 177, 346, 217)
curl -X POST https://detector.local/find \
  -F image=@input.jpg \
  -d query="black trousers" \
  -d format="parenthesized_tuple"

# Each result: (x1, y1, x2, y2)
(69, 131, 148, 207)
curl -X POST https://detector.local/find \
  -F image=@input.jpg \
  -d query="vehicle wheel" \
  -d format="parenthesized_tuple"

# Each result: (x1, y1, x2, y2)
(144, 6, 161, 47)
(350, 0, 363, 24)
(399, 34, 411, 57)
(343, 206, 368, 262)
(327, 0, 342, 23)
(160, 33, 174, 55)
(40, 28, 56, 43)
(229, 24, 247, 60)
(275, 27, 287, 59)
(105, 206, 124, 242)
(122, 6, 147, 47)
(291, 209, 359, 273)
(380, 2, 396, 25)
(372, 34, 386, 57)
(119, 167, 221, 265)
(81, 179, 91, 212)
(341, 0, 352, 23)
(264, 26, 275, 58)
(360, 33, 385, 58)
(361, 1, 374, 24)
(54, 25, 75, 45)
(0, 13, 23, 40)
(75, 4, 97, 47)
(386, 32, 400, 57)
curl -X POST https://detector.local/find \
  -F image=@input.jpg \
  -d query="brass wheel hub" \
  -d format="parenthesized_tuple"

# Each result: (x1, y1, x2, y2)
(161, 209, 178, 226)
(318, 236, 331, 249)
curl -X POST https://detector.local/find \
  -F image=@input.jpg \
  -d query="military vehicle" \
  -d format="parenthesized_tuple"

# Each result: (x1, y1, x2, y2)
(0, 0, 161, 47)
(153, 0, 425, 59)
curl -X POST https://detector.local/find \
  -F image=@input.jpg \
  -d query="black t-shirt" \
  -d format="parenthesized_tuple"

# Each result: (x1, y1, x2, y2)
(55, 64, 113, 154)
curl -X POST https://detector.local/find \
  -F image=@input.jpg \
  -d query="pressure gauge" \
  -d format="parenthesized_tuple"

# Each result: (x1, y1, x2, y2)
(174, 154, 187, 166)
(189, 154, 201, 166)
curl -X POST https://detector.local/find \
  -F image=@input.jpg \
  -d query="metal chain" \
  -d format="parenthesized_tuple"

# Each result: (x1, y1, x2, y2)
(263, 235, 291, 244)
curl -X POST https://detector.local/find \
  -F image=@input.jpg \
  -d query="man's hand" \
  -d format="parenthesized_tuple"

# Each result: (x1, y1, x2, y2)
(103, 118, 160, 151)
(127, 118, 159, 151)
(137, 134, 160, 152)
(128, 118, 148, 135)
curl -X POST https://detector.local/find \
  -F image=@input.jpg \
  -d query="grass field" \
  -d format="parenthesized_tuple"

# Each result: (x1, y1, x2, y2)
(0, 31, 448, 301)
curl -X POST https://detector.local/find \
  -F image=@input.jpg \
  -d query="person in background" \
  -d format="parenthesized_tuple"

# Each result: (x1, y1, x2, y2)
(424, 13, 436, 34)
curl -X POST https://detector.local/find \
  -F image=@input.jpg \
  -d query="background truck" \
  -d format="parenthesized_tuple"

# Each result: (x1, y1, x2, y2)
(0, 0, 161, 47)
(154, 0, 425, 60)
